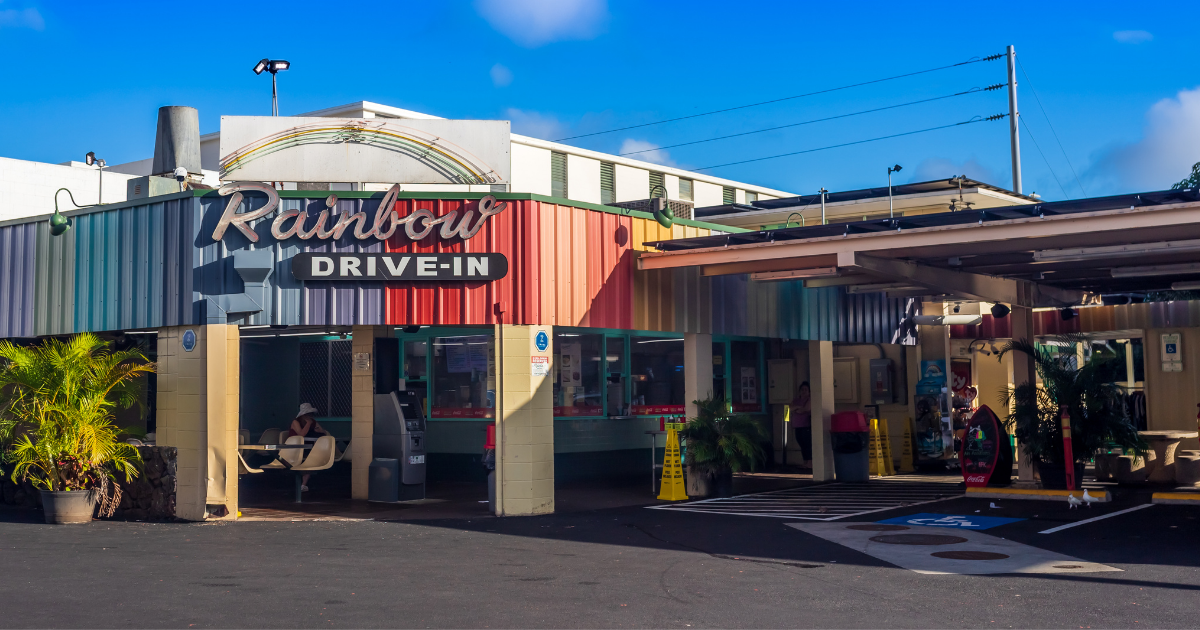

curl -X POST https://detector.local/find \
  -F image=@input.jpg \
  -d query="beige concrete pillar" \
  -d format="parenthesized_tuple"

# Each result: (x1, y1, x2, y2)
(684, 332, 714, 418)
(156, 325, 240, 521)
(494, 324, 555, 516)
(351, 326, 388, 500)
(808, 340, 835, 481)
(1010, 305, 1037, 485)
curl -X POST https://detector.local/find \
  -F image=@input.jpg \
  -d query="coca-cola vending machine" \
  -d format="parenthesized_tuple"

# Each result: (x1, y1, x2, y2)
(960, 404, 1013, 487)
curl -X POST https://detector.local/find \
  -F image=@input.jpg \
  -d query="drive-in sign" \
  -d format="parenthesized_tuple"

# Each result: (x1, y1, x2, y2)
(291, 252, 508, 281)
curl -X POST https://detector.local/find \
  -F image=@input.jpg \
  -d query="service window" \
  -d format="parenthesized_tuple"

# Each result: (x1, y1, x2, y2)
(554, 333, 603, 416)
(630, 337, 685, 415)
(430, 335, 495, 419)
(605, 336, 627, 416)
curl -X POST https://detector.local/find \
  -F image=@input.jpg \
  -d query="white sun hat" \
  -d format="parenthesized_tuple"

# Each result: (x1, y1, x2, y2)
(296, 403, 319, 418)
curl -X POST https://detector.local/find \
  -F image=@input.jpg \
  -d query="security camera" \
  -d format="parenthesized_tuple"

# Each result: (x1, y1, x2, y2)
(173, 166, 188, 191)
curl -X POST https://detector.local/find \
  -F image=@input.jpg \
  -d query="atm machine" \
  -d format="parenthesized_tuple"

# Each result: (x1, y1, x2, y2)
(369, 390, 427, 502)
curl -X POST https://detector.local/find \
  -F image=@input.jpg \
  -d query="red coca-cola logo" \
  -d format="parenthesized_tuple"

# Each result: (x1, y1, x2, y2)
(966, 475, 987, 483)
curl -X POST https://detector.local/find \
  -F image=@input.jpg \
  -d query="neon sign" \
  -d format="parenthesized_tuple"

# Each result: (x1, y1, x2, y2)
(212, 182, 507, 244)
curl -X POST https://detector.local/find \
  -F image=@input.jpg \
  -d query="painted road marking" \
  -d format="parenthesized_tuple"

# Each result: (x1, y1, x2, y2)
(1038, 504, 1155, 534)
(649, 475, 963, 521)
(791, 522, 1121, 575)
(878, 513, 1024, 530)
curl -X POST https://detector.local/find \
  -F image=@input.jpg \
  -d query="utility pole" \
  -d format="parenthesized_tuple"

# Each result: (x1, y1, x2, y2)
(819, 188, 828, 225)
(1007, 44, 1022, 194)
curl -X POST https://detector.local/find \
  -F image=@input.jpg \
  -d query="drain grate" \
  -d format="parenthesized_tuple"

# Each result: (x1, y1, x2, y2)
(869, 533, 968, 545)
(847, 524, 910, 532)
(931, 550, 1010, 560)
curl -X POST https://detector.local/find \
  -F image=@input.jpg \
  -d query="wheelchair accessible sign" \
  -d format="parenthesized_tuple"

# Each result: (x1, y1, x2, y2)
(877, 513, 1023, 530)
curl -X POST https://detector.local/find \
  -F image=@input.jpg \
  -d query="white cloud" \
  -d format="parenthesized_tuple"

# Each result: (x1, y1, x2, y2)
(490, 63, 513, 87)
(475, 0, 608, 47)
(618, 139, 677, 167)
(907, 156, 1007, 189)
(1086, 86, 1200, 193)
(0, 7, 44, 30)
(1113, 30, 1153, 44)
(505, 108, 566, 140)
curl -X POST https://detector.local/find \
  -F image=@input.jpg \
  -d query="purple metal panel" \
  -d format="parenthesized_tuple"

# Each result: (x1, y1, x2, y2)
(0, 222, 36, 337)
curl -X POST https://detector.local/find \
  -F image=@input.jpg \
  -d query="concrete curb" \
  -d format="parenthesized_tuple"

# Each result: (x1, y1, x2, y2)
(1151, 492, 1200, 505)
(966, 487, 1111, 502)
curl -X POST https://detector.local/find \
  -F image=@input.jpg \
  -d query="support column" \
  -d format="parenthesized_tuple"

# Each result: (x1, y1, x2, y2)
(1010, 305, 1037, 485)
(808, 340, 835, 481)
(684, 333, 714, 418)
(494, 324, 555, 516)
(156, 325, 240, 521)
(351, 326, 387, 500)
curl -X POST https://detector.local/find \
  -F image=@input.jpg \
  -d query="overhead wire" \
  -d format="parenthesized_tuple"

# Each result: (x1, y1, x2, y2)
(1017, 57, 1087, 196)
(620, 84, 1005, 157)
(553, 53, 1006, 142)
(693, 114, 1008, 171)
(1019, 116, 1069, 199)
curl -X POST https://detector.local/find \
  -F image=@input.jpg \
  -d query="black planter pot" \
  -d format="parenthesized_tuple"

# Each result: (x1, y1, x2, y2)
(1037, 462, 1086, 490)
(712, 470, 735, 498)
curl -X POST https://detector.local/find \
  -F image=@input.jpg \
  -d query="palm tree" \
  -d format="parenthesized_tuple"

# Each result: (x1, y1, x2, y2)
(680, 398, 768, 476)
(0, 334, 155, 492)
(999, 335, 1147, 468)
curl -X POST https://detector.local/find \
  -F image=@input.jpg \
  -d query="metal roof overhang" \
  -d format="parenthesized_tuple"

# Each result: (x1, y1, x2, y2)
(639, 189, 1200, 308)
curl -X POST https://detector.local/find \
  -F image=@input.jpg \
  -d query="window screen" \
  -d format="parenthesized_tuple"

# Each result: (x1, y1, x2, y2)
(678, 178, 693, 202)
(600, 162, 615, 204)
(745, 191, 758, 204)
(722, 186, 735, 205)
(649, 172, 665, 198)
(551, 151, 568, 198)
(297, 340, 353, 418)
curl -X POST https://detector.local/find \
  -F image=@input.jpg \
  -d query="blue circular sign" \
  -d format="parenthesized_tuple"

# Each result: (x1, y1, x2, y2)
(534, 331, 549, 352)
(182, 329, 197, 352)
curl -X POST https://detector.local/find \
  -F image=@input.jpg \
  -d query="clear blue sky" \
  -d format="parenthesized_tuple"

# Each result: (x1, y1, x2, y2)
(2, 0, 1196, 200)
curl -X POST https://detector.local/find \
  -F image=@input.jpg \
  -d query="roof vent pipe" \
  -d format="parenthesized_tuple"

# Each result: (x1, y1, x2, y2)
(152, 106, 202, 181)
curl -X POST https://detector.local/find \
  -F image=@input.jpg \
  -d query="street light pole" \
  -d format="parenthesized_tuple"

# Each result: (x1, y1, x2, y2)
(1006, 44, 1023, 194)
(818, 188, 828, 225)
(887, 164, 902, 218)
(254, 58, 291, 116)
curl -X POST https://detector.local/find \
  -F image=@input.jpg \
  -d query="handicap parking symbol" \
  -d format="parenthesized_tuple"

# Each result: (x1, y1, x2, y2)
(877, 512, 1023, 530)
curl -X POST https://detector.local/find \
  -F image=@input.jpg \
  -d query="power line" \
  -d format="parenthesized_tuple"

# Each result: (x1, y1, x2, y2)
(620, 84, 1005, 157)
(553, 53, 1006, 142)
(1019, 116, 1069, 199)
(694, 114, 1008, 171)
(1017, 57, 1087, 197)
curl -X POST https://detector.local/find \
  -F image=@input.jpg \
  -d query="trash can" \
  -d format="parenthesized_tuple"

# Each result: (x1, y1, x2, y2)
(830, 411, 870, 482)
(368, 458, 400, 502)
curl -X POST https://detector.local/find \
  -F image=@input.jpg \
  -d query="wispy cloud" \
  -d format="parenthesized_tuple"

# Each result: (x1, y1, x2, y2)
(0, 7, 44, 30)
(475, 0, 608, 47)
(1086, 86, 1200, 193)
(505, 108, 566, 140)
(619, 139, 677, 167)
(490, 63, 513, 88)
(1113, 30, 1153, 44)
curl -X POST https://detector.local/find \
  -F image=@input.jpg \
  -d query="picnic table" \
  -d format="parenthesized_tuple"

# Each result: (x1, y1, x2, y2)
(1139, 430, 1199, 483)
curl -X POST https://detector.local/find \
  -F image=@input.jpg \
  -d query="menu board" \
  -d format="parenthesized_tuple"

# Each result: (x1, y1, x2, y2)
(961, 404, 1013, 487)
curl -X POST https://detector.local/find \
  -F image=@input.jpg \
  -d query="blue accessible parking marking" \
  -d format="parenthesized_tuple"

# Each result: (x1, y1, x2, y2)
(877, 513, 1024, 530)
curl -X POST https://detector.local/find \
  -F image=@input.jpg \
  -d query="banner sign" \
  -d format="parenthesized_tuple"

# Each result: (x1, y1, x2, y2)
(291, 252, 508, 282)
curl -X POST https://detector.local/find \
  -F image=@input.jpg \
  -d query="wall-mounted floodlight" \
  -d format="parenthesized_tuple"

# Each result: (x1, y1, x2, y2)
(887, 164, 902, 218)
(253, 58, 291, 115)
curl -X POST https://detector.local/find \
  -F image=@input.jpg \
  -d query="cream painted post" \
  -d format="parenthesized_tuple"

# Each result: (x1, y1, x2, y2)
(808, 340, 835, 481)
(351, 326, 387, 500)
(1010, 305, 1037, 485)
(156, 325, 239, 521)
(684, 333, 714, 418)
(494, 324, 555, 516)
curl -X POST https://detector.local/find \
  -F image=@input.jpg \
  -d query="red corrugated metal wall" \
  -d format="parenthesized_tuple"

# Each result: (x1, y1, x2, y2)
(383, 198, 634, 328)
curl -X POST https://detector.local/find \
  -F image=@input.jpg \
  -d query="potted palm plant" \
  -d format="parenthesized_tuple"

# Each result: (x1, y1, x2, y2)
(0, 334, 154, 524)
(679, 398, 767, 498)
(1000, 335, 1147, 489)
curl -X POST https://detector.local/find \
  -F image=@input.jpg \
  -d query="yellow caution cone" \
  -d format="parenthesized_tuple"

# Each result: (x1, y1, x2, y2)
(867, 419, 882, 476)
(879, 418, 896, 476)
(899, 417, 916, 473)
(657, 427, 689, 501)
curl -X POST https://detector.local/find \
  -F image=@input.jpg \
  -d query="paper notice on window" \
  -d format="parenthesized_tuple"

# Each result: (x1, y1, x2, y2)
(531, 356, 551, 377)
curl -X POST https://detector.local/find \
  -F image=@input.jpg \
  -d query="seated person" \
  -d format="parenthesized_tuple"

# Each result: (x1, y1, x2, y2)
(288, 403, 330, 492)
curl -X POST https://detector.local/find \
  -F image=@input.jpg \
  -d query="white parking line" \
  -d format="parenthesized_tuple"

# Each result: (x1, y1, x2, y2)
(1038, 504, 1155, 534)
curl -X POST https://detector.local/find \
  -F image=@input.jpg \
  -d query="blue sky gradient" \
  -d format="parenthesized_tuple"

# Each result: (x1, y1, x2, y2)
(1, 0, 1196, 200)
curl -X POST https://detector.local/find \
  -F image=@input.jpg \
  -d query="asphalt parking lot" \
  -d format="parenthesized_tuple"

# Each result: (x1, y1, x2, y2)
(1, 487, 1197, 629)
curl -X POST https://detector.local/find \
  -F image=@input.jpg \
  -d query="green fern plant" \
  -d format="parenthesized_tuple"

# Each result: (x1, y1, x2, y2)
(0, 334, 154, 491)
(999, 335, 1147, 466)
(679, 398, 768, 475)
